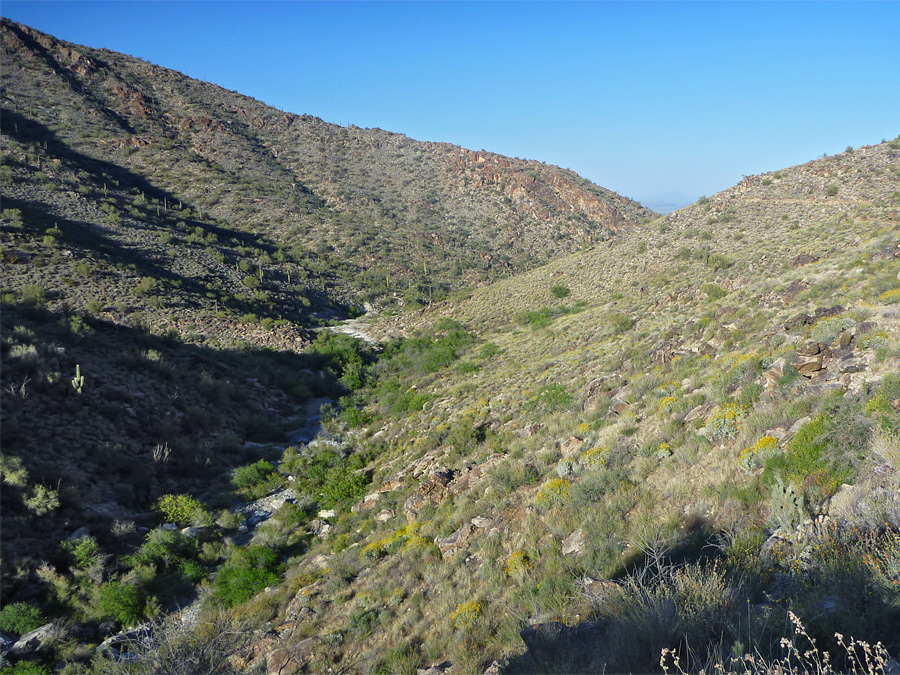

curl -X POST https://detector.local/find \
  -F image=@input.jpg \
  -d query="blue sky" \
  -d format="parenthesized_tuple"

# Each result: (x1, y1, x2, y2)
(3, 2, 898, 209)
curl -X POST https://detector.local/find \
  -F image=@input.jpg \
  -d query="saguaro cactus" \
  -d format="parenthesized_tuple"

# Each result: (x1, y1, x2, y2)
(71, 364, 84, 394)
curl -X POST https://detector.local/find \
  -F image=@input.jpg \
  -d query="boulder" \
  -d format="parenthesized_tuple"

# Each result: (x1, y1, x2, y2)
(437, 523, 474, 558)
(795, 340, 823, 356)
(763, 358, 785, 389)
(11, 623, 58, 655)
(68, 526, 90, 541)
(559, 436, 583, 457)
(561, 528, 586, 557)
(791, 253, 820, 267)
(784, 313, 813, 331)
(683, 403, 713, 424)
(309, 520, 330, 538)
(375, 509, 395, 523)
(792, 353, 824, 377)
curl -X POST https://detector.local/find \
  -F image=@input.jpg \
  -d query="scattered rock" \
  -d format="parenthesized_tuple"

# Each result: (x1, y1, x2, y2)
(609, 400, 631, 417)
(265, 636, 321, 675)
(561, 528, 585, 556)
(437, 523, 474, 558)
(68, 526, 90, 541)
(763, 358, 785, 389)
(309, 520, 331, 538)
(791, 253, 820, 267)
(559, 436, 583, 457)
(375, 509, 395, 523)
(471, 515, 493, 529)
(317, 509, 336, 519)
(784, 313, 813, 331)
(683, 403, 713, 424)
(12, 623, 59, 655)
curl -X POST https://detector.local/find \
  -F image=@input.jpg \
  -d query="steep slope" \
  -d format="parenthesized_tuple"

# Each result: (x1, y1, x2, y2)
(249, 140, 899, 673)
(1, 18, 654, 312)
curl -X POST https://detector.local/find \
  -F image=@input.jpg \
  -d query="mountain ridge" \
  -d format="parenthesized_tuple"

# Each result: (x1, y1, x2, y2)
(2, 17, 900, 675)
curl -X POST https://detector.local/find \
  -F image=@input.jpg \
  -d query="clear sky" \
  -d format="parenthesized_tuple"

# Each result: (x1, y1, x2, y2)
(3, 1, 898, 209)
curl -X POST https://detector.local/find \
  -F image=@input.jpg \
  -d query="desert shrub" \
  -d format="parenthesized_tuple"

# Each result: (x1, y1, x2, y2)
(504, 551, 532, 580)
(24, 484, 59, 515)
(763, 404, 865, 505)
(550, 284, 571, 299)
(528, 383, 572, 413)
(490, 459, 540, 495)
(126, 530, 203, 579)
(478, 342, 502, 358)
(0, 602, 46, 635)
(879, 288, 900, 304)
(18, 284, 46, 307)
(320, 466, 368, 508)
(602, 560, 747, 673)
(91, 609, 260, 675)
(535, 478, 570, 509)
(702, 283, 727, 301)
(231, 460, 277, 498)
(213, 545, 282, 608)
(704, 403, 746, 440)
(134, 277, 158, 295)
(606, 311, 633, 335)
(450, 601, 481, 632)
(242, 415, 285, 442)
(61, 535, 100, 569)
(3, 663, 50, 675)
(810, 316, 856, 343)
(97, 581, 148, 627)
(154, 494, 208, 526)
(739, 436, 778, 473)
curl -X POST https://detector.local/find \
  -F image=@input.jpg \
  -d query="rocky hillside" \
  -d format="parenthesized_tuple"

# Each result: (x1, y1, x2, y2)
(0, 18, 654, 315)
(233, 139, 898, 674)
(2, 17, 900, 675)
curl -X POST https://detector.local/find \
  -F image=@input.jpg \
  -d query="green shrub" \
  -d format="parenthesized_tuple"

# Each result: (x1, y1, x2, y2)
(135, 277, 158, 295)
(528, 383, 572, 413)
(17, 284, 46, 308)
(61, 535, 100, 569)
(98, 582, 148, 627)
(231, 460, 276, 496)
(3, 663, 50, 675)
(213, 546, 282, 607)
(550, 284, 571, 299)
(606, 311, 633, 335)
(810, 316, 856, 343)
(0, 602, 46, 635)
(477, 342, 502, 358)
(154, 494, 207, 526)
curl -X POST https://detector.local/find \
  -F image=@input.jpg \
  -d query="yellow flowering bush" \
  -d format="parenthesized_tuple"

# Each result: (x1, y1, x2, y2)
(739, 435, 778, 473)
(658, 396, 678, 414)
(450, 601, 481, 631)
(504, 550, 532, 579)
(535, 478, 570, 508)
(879, 288, 900, 305)
(704, 403, 747, 440)
(580, 446, 609, 470)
